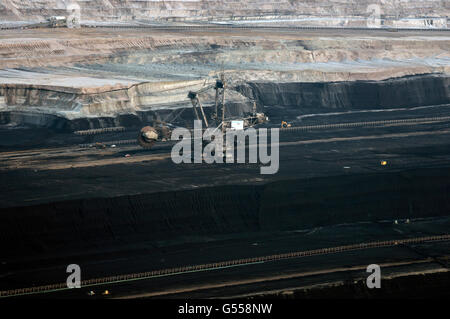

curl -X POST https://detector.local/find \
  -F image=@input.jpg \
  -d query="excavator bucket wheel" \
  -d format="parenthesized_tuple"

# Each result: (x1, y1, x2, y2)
(138, 126, 157, 149)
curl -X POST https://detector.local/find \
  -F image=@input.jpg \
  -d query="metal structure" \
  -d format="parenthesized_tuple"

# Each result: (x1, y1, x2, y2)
(137, 120, 172, 149)
(72, 73, 269, 149)
(186, 73, 228, 130)
(47, 16, 67, 28)
(21, 16, 69, 29)
(137, 73, 268, 149)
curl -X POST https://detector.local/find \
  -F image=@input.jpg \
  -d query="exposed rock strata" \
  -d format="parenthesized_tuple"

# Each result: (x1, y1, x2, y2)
(0, 0, 448, 25)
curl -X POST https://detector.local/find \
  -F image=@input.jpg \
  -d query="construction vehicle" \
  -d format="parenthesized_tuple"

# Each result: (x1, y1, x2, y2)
(23, 15, 83, 29)
(281, 121, 292, 128)
(75, 74, 268, 149)
(137, 74, 268, 149)
(47, 16, 67, 28)
(24, 16, 68, 29)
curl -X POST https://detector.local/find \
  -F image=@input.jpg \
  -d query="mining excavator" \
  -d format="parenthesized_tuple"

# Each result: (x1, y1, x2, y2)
(138, 120, 172, 149)
(23, 16, 68, 29)
(137, 74, 268, 149)
(23, 14, 81, 29)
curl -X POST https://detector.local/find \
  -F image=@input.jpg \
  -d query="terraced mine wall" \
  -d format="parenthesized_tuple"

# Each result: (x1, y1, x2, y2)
(0, 102, 257, 133)
(1, 166, 450, 259)
(237, 74, 450, 111)
(1, 0, 448, 23)
(1, 74, 449, 132)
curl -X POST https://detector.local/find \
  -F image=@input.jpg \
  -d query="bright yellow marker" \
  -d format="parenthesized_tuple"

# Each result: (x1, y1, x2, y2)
(381, 160, 388, 166)
(102, 290, 110, 295)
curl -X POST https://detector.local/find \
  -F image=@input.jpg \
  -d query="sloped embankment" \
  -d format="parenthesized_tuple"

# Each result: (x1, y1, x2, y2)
(1, 166, 450, 259)
(237, 74, 450, 110)
(1, 74, 449, 132)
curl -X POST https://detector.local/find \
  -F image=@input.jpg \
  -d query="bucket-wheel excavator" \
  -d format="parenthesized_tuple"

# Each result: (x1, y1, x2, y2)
(137, 74, 268, 149)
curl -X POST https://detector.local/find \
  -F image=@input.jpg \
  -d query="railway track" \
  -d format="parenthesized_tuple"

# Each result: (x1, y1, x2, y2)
(1, 234, 449, 298)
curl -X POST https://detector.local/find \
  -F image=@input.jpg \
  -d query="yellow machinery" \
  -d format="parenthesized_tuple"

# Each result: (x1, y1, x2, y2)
(281, 121, 291, 128)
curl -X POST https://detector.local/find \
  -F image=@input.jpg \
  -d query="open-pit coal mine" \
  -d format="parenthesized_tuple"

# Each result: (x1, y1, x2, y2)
(0, 1, 449, 302)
